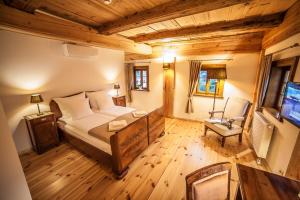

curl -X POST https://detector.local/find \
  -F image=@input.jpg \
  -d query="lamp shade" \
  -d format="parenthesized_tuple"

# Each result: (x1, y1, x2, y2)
(114, 83, 120, 89)
(30, 94, 43, 103)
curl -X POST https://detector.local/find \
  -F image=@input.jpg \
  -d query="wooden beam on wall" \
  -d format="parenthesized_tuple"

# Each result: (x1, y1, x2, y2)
(125, 32, 263, 61)
(0, 4, 152, 55)
(130, 13, 284, 43)
(97, 0, 251, 35)
(263, 0, 300, 48)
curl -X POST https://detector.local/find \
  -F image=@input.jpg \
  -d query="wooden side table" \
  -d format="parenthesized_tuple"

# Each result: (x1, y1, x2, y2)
(24, 112, 59, 154)
(112, 95, 126, 107)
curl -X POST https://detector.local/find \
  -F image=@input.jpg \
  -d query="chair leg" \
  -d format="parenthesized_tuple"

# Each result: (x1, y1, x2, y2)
(239, 134, 242, 143)
(204, 126, 208, 136)
(221, 137, 226, 147)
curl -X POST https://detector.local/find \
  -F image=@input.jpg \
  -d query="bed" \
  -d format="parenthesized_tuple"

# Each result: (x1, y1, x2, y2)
(49, 92, 165, 179)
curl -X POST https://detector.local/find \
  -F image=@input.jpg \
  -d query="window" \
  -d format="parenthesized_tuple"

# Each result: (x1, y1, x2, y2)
(264, 57, 298, 112)
(195, 64, 226, 97)
(133, 66, 149, 91)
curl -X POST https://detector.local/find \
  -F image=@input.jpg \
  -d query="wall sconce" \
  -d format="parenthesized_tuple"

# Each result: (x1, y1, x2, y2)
(163, 49, 176, 70)
(163, 62, 171, 69)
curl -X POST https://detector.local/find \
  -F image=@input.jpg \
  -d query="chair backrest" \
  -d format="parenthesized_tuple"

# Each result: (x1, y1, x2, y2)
(186, 162, 232, 200)
(223, 97, 250, 119)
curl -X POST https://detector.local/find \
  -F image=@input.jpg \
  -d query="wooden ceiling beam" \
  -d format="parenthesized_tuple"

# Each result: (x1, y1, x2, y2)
(0, 4, 152, 55)
(2, 0, 99, 27)
(150, 32, 264, 47)
(125, 32, 263, 61)
(97, 0, 251, 35)
(3, 0, 41, 13)
(263, 0, 300, 48)
(130, 12, 284, 42)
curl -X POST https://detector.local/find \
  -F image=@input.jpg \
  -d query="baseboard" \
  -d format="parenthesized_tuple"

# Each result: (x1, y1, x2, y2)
(18, 148, 33, 156)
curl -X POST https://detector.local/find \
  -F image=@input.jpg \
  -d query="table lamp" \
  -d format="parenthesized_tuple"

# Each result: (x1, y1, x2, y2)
(114, 83, 120, 96)
(30, 94, 44, 115)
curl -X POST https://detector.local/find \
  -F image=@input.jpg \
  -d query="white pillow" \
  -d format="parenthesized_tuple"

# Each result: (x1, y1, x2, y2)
(86, 90, 114, 110)
(53, 92, 86, 118)
(66, 98, 93, 120)
(86, 91, 100, 110)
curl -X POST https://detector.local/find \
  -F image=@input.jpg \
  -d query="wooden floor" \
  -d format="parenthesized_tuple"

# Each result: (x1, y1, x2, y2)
(20, 118, 265, 200)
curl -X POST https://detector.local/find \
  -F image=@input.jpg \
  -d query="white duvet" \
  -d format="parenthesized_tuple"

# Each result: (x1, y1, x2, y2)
(66, 113, 114, 132)
(96, 106, 136, 117)
(63, 106, 136, 132)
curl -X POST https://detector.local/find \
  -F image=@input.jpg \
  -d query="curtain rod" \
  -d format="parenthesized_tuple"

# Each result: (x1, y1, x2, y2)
(268, 43, 299, 55)
(188, 58, 233, 61)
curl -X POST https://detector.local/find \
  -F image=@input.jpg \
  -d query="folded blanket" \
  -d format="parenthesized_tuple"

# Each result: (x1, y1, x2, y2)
(108, 120, 127, 131)
(132, 110, 148, 118)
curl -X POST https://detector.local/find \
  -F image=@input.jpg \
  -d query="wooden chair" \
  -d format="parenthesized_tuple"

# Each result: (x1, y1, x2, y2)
(203, 97, 252, 147)
(186, 162, 232, 200)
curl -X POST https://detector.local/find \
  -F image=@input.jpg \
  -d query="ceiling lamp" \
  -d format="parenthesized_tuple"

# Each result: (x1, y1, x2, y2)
(103, 0, 112, 5)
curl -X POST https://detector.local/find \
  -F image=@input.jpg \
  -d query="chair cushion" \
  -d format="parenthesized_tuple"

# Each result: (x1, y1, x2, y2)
(192, 171, 228, 200)
(204, 120, 242, 136)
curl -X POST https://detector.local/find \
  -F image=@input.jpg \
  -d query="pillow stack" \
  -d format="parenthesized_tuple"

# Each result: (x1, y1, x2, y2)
(86, 90, 114, 111)
(53, 92, 93, 120)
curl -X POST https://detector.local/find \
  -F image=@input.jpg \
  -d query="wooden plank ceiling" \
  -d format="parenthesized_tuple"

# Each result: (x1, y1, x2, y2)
(0, 0, 298, 57)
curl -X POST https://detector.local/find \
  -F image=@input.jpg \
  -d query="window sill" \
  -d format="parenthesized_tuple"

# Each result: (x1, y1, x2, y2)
(193, 93, 224, 99)
(263, 107, 283, 122)
(132, 89, 150, 92)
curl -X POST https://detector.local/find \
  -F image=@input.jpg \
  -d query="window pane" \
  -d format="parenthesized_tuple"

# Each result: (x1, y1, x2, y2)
(142, 70, 148, 88)
(199, 71, 207, 92)
(136, 70, 141, 88)
(209, 79, 217, 93)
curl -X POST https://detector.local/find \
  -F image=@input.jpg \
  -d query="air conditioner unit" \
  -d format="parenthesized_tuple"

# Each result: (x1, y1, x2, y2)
(62, 43, 98, 58)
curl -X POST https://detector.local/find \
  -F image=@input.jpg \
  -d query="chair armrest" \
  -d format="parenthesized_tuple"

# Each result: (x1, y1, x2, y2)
(230, 117, 245, 122)
(185, 162, 232, 200)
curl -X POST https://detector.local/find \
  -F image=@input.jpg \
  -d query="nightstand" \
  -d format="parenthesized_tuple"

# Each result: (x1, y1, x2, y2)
(24, 112, 59, 154)
(112, 95, 126, 107)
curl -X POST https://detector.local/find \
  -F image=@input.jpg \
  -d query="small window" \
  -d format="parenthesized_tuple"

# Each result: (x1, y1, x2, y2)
(195, 65, 226, 97)
(133, 66, 149, 91)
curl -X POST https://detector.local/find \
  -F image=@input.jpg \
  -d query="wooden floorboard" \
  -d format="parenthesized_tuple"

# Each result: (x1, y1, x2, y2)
(20, 118, 265, 200)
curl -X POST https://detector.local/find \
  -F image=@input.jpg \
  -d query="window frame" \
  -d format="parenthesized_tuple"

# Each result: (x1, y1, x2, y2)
(133, 66, 149, 91)
(194, 67, 225, 98)
(263, 56, 299, 120)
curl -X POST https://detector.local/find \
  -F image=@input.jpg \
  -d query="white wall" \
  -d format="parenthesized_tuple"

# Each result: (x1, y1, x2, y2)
(129, 61, 164, 112)
(0, 100, 32, 200)
(174, 54, 259, 121)
(130, 54, 260, 121)
(0, 30, 125, 153)
(263, 33, 300, 175)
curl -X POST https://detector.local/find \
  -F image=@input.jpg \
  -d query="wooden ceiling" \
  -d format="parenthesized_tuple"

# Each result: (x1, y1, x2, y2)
(0, 0, 299, 57)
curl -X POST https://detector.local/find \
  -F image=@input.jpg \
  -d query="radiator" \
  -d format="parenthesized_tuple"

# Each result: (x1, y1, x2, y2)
(250, 111, 274, 159)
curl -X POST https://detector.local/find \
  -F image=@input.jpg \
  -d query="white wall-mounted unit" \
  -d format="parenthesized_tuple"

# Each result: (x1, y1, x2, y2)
(62, 43, 98, 58)
(250, 111, 274, 160)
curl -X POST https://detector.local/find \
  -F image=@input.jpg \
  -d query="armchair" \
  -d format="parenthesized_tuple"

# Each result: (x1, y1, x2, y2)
(204, 97, 252, 147)
(186, 162, 232, 200)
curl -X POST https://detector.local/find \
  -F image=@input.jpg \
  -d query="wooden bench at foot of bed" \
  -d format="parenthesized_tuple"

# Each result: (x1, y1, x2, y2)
(148, 106, 165, 144)
(110, 115, 148, 178)
(110, 107, 165, 178)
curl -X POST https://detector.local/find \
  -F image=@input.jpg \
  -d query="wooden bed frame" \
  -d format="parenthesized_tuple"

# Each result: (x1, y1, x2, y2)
(49, 93, 165, 179)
